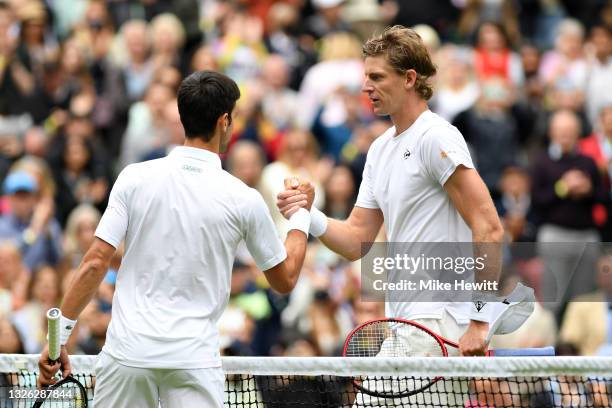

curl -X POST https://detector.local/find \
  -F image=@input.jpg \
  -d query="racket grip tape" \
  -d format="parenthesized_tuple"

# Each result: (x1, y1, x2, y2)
(47, 308, 61, 361)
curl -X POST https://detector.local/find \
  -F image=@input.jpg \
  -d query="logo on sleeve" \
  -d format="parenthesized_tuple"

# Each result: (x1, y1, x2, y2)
(403, 149, 411, 159)
(440, 150, 456, 159)
(474, 301, 485, 312)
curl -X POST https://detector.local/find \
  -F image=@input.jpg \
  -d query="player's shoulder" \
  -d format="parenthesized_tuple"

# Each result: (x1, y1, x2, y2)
(418, 112, 464, 144)
(118, 158, 166, 181)
(219, 170, 262, 201)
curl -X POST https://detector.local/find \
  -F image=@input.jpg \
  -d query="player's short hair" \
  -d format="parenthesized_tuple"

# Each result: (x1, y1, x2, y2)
(363, 25, 437, 101)
(177, 71, 240, 142)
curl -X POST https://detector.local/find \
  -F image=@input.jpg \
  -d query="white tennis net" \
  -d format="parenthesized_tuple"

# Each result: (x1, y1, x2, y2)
(1, 354, 611, 407)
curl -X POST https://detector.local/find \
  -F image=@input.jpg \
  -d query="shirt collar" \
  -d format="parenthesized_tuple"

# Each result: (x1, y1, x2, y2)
(169, 146, 222, 168)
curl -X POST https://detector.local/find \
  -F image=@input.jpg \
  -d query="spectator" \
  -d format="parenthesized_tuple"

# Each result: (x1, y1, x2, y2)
(539, 19, 587, 97)
(0, 2, 37, 117)
(296, 31, 364, 130)
(453, 77, 520, 195)
(190, 45, 218, 72)
(579, 105, 612, 240)
(560, 253, 612, 356)
(341, 119, 388, 187)
(0, 316, 24, 353)
(0, 242, 28, 313)
(22, 127, 50, 158)
(51, 135, 109, 225)
(49, 37, 95, 110)
(15, 0, 56, 85)
(323, 165, 356, 220)
(260, 54, 299, 132)
(62, 203, 101, 270)
(112, 20, 154, 103)
(264, 2, 316, 90)
(226, 141, 265, 190)
(118, 81, 174, 168)
(579, 105, 612, 183)
(585, 24, 612, 128)
(312, 84, 373, 161)
(0, 171, 62, 271)
(304, 0, 351, 40)
(473, 22, 524, 87)
(149, 13, 186, 71)
(212, 9, 267, 85)
(457, 0, 520, 46)
(531, 110, 604, 320)
(260, 129, 326, 236)
(495, 166, 537, 242)
(141, 98, 185, 161)
(432, 45, 479, 122)
(12, 265, 61, 353)
(230, 54, 300, 162)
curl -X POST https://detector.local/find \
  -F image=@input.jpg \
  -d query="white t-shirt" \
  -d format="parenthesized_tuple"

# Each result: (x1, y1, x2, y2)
(356, 110, 476, 324)
(95, 146, 286, 369)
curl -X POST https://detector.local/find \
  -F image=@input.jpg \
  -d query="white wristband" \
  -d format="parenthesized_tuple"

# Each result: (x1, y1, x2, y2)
(60, 315, 77, 345)
(288, 208, 310, 236)
(309, 207, 328, 238)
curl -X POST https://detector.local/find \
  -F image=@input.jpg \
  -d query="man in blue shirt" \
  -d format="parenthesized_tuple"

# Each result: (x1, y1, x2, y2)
(0, 171, 62, 271)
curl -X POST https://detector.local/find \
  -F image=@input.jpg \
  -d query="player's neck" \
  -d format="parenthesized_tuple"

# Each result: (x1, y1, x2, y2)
(183, 136, 221, 154)
(391, 99, 429, 136)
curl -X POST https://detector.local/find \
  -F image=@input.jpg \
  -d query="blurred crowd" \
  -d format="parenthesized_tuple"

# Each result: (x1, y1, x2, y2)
(0, 0, 612, 360)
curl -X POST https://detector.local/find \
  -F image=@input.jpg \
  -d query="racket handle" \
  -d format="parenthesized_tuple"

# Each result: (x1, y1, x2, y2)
(488, 346, 555, 356)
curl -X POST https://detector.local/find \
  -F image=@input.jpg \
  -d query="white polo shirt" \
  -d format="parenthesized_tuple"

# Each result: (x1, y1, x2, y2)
(356, 110, 476, 324)
(95, 146, 286, 369)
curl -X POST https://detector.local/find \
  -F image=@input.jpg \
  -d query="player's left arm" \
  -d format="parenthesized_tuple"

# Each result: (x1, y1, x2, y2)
(444, 166, 504, 244)
(444, 166, 504, 356)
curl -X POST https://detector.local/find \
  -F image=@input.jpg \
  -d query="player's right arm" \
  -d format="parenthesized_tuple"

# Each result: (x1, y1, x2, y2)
(262, 229, 309, 294)
(314, 206, 383, 261)
(277, 187, 383, 261)
(243, 183, 313, 294)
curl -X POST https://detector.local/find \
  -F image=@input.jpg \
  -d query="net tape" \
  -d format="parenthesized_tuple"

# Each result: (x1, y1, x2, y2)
(0, 355, 611, 408)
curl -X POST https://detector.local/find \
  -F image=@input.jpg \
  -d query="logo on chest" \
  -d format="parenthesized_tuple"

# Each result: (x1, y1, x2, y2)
(403, 149, 411, 159)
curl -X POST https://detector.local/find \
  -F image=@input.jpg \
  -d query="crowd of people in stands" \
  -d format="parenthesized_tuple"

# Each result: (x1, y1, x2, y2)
(1, 0, 612, 359)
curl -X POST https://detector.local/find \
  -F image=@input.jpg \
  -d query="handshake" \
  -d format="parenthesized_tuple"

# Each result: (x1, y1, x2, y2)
(276, 177, 315, 219)
(276, 177, 327, 238)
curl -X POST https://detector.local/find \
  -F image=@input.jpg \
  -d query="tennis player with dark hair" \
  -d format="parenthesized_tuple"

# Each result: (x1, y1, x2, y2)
(38, 71, 314, 407)
(278, 25, 504, 404)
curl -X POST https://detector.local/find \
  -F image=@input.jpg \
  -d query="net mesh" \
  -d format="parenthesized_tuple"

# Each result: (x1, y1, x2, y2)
(0, 354, 611, 407)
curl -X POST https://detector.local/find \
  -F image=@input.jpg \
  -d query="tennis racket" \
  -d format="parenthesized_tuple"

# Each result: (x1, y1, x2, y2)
(33, 308, 88, 408)
(342, 317, 555, 399)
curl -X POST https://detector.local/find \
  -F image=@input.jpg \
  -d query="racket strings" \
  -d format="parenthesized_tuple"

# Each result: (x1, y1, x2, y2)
(345, 321, 445, 358)
(345, 320, 447, 399)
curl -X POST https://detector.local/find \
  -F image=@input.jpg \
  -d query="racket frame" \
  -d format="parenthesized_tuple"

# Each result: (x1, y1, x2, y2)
(343, 318, 453, 398)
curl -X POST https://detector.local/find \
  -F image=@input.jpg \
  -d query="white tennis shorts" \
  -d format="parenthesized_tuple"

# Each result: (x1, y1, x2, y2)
(93, 351, 224, 408)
